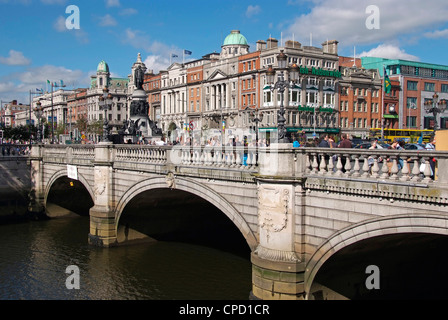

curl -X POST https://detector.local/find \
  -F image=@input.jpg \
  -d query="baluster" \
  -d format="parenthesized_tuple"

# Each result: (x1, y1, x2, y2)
(361, 156, 370, 178)
(245, 148, 253, 169)
(236, 148, 242, 168)
(422, 156, 432, 183)
(380, 153, 390, 179)
(327, 153, 334, 175)
(203, 147, 210, 166)
(371, 156, 380, 178)
(344, 154, 352, 177)
(216, 149, 222, 167)
(400, 157, 410, 181)
(335, 154, 343, 176)
(319, 153, 327, 175)
(352, 154, 361, 177)
(305, 153, 311, 174)
(311, 154, 319, 174)
(411, 156, 422, 182)
(389, 156, 399, 180)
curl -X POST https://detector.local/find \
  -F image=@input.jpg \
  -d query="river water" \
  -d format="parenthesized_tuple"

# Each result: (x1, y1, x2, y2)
(0, 214, 252, 300)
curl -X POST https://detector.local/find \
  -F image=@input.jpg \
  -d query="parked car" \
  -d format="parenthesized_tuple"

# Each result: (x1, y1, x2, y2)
(355, 142, 372, 149)
(404, 143, 426, 150)
(354, 142, 390, 149)
(350, 138, 367, 148)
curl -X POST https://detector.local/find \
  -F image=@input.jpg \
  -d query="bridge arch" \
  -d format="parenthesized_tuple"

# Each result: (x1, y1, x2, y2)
(45, 169, 95, 208)
(114, 176, 258, 251)
(304, 213, 448, 297)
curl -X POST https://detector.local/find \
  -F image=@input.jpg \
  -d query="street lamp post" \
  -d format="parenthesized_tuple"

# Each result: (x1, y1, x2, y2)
(424, 92, 447, 131)
(249, 109, 263, 144)
(34, 101, 44, 143)
(99, 87, 113, 143)
(266, 50, 292, 143)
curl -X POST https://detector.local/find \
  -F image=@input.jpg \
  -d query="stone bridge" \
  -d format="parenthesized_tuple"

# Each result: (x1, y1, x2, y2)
(28, 142, 448, 299)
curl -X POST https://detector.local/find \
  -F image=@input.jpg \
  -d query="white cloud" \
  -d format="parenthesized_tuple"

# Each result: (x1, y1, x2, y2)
(424, 29, 448, 39)
(106, 0, 120, 8)
(285, 0, 448, 47)
(0, 65, 89, 103)
(119, 8, 138, 16)
(54, 16, 67, 32)
(98, 14, 117, 27)
(246, 5, 261, 18)
(0, 50, 31, 66)
(143, 55, 170, 74)
(123, 28, 177, 53)
(358, 44, 420, 61)
(0, 81, 16, 93)
(53, 16, 89, 44)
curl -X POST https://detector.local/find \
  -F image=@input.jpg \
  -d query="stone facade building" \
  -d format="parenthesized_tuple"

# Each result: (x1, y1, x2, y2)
(144, 30, 342, 144)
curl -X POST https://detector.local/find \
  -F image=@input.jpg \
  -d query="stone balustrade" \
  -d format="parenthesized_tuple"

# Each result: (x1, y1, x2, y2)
(299, 147, 448, 185)
(34, 144, 448, 187)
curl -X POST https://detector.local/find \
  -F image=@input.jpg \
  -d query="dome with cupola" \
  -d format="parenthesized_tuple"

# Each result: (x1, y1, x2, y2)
(221, 30, 249, 58)
(97, 60, 109, 73)
(223, 30, 248, 46)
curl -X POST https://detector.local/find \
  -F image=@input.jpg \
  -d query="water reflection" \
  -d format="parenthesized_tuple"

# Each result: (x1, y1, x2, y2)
(0, 216, 252, 300)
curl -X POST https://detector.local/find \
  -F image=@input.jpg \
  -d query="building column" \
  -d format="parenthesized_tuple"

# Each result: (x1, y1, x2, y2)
(88, 142, 117, 247)
(252, 144, 306, 300)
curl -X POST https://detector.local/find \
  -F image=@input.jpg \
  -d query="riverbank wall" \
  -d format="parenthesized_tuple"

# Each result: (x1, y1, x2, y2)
(0, 156, 31, 223)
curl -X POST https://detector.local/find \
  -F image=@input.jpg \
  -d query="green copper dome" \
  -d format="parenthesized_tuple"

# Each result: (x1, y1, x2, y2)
(97, 60, 109, 73)
(223, 30, 248, 46)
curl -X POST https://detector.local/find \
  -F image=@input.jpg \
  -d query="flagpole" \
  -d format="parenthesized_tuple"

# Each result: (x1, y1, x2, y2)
(381, 66, 385, 140)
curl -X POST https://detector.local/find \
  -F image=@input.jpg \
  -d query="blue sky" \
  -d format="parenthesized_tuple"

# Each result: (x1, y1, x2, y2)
(1, 0, 448, 104)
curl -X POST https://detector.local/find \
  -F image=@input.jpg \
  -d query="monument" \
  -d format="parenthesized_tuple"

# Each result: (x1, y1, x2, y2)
(123, 54, 162, 143)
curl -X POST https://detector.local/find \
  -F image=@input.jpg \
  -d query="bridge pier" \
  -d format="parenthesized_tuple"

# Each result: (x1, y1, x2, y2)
(28, 144, 46, 219)
(88, 142, 118, 247)
(251, 144, 306, 300)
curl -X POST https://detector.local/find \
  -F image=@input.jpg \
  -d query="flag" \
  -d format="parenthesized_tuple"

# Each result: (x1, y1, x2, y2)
(36, 88, 43, 93)
(183, 50, 192, 55)
(384, 67, 391, 94)
(171, 53, 178, 58)
(60, 80, 65, 87)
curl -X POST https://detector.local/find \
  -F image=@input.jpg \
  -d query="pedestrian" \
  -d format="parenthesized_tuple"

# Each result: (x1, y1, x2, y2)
(338, 133, 352, 148)
(318, 134, 330, 148)
(338, 134, 352, 172)
(328, 135, 337, 148)
(425, 136, 436, 180)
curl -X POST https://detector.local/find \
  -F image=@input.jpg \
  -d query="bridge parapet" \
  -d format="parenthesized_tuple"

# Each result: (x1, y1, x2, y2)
(300, 148, 447, 184)
(299, 147, 448, 206)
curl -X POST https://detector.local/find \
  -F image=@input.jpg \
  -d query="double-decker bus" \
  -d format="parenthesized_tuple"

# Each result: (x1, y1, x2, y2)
(369, 128, 434, 143)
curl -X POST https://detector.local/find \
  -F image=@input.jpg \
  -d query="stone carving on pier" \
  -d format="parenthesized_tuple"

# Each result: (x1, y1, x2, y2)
(258, 186, 289, 237)
(94, 169, 106, 196)
(166, 172, 176, 189)
(256, 184, 299, 262)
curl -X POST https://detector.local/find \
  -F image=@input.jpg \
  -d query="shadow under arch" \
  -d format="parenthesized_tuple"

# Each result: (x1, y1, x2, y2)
(44, 169, 95, 217)
(114, 176, 258, 251)
(304, 213, 448, 298)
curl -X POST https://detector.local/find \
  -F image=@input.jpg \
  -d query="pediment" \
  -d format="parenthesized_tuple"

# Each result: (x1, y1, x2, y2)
(167, 62, 183, 71)
(207, 69, 228, 81)
(350, 70, 372, 79)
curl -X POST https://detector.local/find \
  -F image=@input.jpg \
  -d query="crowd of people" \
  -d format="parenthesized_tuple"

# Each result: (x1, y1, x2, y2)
(1, 140, 30, 156)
